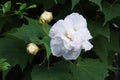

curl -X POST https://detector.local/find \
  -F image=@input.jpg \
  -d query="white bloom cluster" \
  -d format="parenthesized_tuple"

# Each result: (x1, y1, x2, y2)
(49, 13, 93, 60)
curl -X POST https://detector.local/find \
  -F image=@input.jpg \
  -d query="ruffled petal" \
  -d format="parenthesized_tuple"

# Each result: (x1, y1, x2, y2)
(65, 13, 87, 29)
(50, 38, 63, 57)
(82, 41, 93, 51)
(49, 20, 66, 38)
(62, 49, 81, 60)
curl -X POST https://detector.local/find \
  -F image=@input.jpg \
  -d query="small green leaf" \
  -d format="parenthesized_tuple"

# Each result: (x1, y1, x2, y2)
(2, 1, 11, 14)
(102, 2, 120, 25)
(0, 58, 10, 71)
(71, 0, 80, 10)
(16, 2, 22, 5)
(19, 3, 27, 11)
(89, 0, 102, 10)
(42, 23, 51, 35)
(55, 0, 66, 4)
(41, 36, 51, 60)
(27, 4, 37, 9)
(41, 24, 51, 59)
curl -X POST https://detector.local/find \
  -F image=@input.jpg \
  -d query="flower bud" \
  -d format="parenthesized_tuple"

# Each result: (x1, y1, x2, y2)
(39, 10, 53, 24)
(27, 43, 39, 55)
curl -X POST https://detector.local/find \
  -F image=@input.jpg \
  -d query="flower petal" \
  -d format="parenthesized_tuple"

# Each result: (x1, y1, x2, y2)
(50, 38, 63, 57)
(82, 41, 93, 51)
(79, 28, 92, 40)
(49, 20, 66, 38)
(65, 13, 87, 29)
(62, 49, 81, 60)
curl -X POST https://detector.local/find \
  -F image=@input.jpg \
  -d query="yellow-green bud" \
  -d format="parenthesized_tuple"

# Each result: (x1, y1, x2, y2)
(27, 43, 39, 55)
(39, 10, 53, 24)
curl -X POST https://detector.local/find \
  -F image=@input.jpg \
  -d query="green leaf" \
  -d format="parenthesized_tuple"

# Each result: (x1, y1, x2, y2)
(2, 1, 11, 14)
(0, 37, 33, 68)
(93, 35, 109, 64)
(41, 36, 51, 60)
(102, 2, 120, 25)
(88, 20, 110, 39)
(71, 0, 80, 10)
(7, 17, 45, 43)
(70, 59, 108, 80)
(16, 2, 22, 5)
(109, 28, 120, 53)
(27, 4, 37, 9)
(32, 59, 108, 80)
(41, 24, 51, 59)
(19, 3, 27, 11)
(0, 58, 10, 71)
(55, 0, 66, 4)
(99, 25, 110, 39)
(88, 20, 102, 38)
(42, 23, 51, 35)
(32, 61, 72, 80)
(89, 0, 102, 10)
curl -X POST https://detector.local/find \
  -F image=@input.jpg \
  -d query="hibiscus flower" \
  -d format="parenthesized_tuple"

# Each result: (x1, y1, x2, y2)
(49, 13, 93, 60)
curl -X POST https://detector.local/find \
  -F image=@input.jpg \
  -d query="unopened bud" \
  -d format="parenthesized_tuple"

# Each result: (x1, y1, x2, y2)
(27, 43, 39, 55)
(39, 10, 53, 24)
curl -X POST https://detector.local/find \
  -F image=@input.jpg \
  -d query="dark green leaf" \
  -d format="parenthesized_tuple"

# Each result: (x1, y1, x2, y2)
(0, 58, 10, 71)
(32, 58, 108, 80)
(2, 1, 11, 14)
(42, 23, 51, 35)
(88, 20, 102, 38)
(99, 25, 110, 40)
(19, 3, 27, 11)
(71, 0, 80, 10)
(0, 37, 33, 68)
(89, 0, 102, 10)
(109, 28, 120, 53)
(88, 20, 110, 39)
(32, 61, 72, 80)
(70, 58, 108, 80)
(27, 4, 37, 9)
(41, 36, 51, 60)
(93, 35, 109, 64)
(55, 0, 66, 4)
(7, 17, 45, 44)
(102, 2, 120, 25)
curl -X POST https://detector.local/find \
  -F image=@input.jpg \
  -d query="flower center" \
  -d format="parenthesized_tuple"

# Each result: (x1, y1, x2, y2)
(65, 32, 73, 41)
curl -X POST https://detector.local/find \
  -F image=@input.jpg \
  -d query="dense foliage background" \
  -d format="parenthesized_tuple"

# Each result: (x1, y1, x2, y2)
(0, 0, 120, 80)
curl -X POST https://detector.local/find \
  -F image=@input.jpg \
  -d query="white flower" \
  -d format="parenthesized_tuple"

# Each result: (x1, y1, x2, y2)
(27, 43, 39, 55)
(49, 13, 93, 60)
(40, 10, 53, 24)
